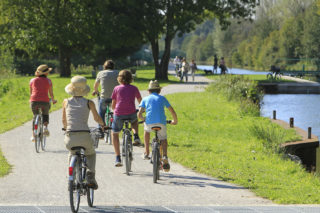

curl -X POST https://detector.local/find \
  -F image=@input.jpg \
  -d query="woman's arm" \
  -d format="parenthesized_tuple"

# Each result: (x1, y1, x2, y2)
(88, 100, 105, 126)
(62, 99, 67, 129)
(49, 86, 57, 104)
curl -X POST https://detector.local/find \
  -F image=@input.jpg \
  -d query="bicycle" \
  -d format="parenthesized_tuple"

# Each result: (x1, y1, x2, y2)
(266, 71, 281, 80)
(151, 120, 172, 183)
(67, 145, 94, 212)
(62, 128, 95, 212)
(121, 119, 134, 175)
(33, 107, 46, 153)
(97, 92, 113, 145)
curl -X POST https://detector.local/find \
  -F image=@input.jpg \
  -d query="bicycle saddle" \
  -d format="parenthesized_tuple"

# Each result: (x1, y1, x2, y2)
(151, 126, 161, 131)
(71, 146, 86, 151)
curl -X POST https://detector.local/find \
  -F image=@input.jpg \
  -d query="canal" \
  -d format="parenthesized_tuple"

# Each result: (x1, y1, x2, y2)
(198, 65, 320, 138)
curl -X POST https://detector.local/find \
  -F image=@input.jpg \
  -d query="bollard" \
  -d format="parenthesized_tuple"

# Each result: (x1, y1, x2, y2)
(273, 110, 276, 120)
(308, 127, 312, 139)
(290, 117, 294, 128)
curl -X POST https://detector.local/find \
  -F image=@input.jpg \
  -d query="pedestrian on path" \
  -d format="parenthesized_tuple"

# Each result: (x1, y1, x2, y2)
(92, 59, 119, 137)
(190, 59, 197, 82)
(111, 70, 142, 166)
(63, 76, 105, 190)
(180, 58, 190, 82)
(29, 64, 57, 142)
(213, 55, 218, 74)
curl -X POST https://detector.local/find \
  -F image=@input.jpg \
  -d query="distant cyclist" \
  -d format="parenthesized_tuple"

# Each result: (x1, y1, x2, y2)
(138, 80, 178, 171)
(63, 76, 105, 189)
(29, 64, 57, 142)
(92, 60, 119, 138)
(111, 70, 142, 166)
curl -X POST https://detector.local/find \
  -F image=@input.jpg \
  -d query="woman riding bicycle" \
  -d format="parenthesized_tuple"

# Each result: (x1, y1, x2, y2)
(62, 76, 105, 190)
(29, 64, 57, 142)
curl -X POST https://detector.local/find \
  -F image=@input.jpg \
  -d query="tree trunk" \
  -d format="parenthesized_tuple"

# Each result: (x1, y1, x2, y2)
(59, 46, 72, 77)
(150, 39, 161, 79)
(158, 36, 172, 80)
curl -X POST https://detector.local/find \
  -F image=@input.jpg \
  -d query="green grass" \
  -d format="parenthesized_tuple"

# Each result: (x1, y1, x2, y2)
(163, 85, 320, 204)
(0, 148, 11, 177)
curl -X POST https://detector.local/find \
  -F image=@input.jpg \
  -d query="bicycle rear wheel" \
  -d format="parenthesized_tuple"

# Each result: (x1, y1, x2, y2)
(87, 187, 94, 207)
(152, 149, 160, 183)
(124, 131, 132, 175)
(68, 162, 81, 212)
(34, 115, 41, 153)
(41, 134, 46, 151)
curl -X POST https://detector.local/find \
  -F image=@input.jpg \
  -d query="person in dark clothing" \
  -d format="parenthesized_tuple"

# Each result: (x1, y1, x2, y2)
(213, 55, 218, 74)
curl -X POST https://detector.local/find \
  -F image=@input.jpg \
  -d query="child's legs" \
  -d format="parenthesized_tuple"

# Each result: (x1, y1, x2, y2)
(112, 132, 120, 156)
(111, 114, 124, 156)
(160, 139, 168, 156)
(144, 131, 150, 155)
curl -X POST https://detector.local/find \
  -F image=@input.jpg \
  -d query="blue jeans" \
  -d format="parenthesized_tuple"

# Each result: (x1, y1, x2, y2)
(112, 113, 138, 133)
(98, 98, 112, 127)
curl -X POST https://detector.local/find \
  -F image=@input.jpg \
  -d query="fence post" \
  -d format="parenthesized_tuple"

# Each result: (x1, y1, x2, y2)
(290, 117, 294, 128)
(273, 110, 276, 120)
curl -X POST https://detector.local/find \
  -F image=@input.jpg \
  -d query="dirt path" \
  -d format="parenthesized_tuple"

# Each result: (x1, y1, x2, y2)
(0, 67, 272, 206)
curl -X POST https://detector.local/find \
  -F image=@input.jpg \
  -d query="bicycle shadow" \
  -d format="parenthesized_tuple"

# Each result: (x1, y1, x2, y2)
(129, 172, 245, 189)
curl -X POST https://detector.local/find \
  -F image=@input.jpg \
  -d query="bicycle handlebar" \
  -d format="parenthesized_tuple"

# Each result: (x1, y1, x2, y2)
(138, 120, 172, 124)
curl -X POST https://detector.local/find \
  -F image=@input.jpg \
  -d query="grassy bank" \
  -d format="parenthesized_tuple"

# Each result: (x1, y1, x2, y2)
(162, 77, 320, 203)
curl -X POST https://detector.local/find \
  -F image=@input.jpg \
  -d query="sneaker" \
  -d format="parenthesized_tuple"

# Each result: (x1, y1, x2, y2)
(43, 127, 50, 137)
(86, 171, 98, 190)
(133, 134, 141, 146)
(115, 156, 123, 167)
(30, 136, 35, 142)
(142, 153, 150, 160)
(162, 156, 170, 172)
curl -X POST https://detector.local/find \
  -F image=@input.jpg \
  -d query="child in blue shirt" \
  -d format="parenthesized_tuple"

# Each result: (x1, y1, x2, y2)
(138, 80, 177, 171)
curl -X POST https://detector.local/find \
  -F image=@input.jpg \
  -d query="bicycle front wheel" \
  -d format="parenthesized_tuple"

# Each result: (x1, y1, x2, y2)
(87, 187, 94, 207)
(124, 131, 132, 175)
(152, 149, 160, 183)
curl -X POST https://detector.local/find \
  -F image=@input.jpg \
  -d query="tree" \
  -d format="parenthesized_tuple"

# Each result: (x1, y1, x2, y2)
(125, 0, 258, 80)
(0, 0, 144, 77)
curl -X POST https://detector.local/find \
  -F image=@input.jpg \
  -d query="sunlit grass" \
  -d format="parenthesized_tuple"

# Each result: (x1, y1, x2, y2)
(163, 87, 320, 204)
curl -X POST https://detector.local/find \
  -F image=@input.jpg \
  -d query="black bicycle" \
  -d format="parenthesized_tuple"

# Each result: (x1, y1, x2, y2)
(67, 145, 94, 212)
(121, 119, 134, 175)
(151, 120, 171, 183)
(33, 108, 46, 153)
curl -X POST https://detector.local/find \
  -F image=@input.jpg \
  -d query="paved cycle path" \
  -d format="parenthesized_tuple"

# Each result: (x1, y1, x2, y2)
(0, 68, 272, 207)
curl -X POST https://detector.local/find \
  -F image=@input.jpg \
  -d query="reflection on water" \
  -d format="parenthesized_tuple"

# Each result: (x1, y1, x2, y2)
(261, 94, 320, 138)
(197, 65, 269, 75)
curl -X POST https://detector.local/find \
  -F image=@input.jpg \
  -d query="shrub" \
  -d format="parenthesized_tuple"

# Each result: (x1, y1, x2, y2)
(207, 75, 263, 116)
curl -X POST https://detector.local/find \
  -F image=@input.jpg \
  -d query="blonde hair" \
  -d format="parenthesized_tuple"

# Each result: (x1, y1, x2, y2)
(117, 70, 133, 85)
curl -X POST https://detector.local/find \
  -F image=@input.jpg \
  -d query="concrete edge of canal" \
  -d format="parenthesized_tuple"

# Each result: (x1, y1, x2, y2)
(270, 118, 320, 173)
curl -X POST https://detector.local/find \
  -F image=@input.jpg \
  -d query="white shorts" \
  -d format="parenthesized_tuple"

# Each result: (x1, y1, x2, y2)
(144, 123, 167, 141)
